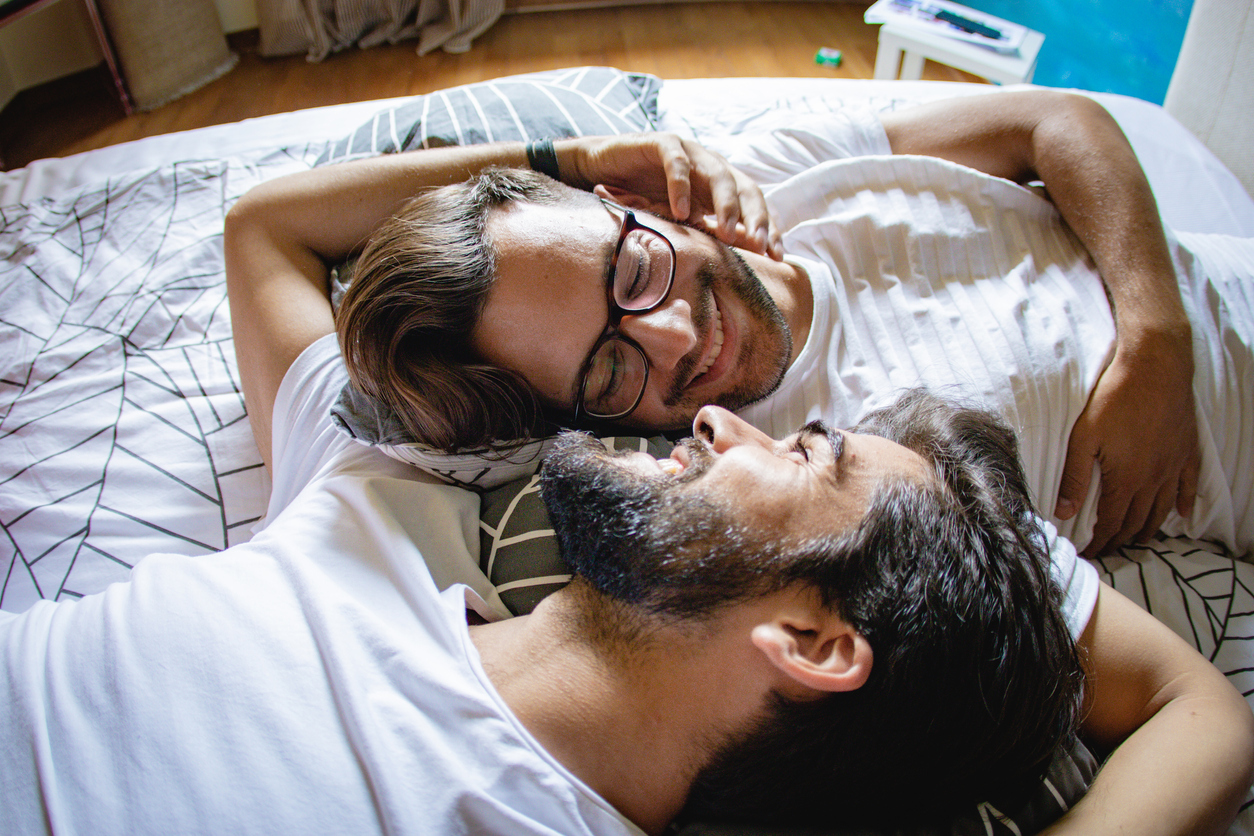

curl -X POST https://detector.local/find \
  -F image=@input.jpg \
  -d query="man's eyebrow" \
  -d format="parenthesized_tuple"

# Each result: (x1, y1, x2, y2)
(799, 419, 844, 479)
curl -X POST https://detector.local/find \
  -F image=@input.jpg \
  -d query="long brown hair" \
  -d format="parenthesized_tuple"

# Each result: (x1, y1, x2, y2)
(336, 168, 573, 452)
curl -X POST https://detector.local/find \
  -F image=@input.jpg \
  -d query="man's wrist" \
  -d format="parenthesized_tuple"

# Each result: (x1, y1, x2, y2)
(1115, 319, 1196, 385)
(1115, 306, 1193, 352)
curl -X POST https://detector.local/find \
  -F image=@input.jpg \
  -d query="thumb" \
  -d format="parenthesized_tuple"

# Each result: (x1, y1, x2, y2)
(1057, 428, 1098, 521)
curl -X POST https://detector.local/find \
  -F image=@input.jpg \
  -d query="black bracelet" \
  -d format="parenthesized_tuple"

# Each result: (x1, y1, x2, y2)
(525, 139, 561, 181)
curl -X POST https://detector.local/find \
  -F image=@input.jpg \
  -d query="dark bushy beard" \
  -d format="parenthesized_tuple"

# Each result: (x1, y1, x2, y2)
(539, 432, 772, 620)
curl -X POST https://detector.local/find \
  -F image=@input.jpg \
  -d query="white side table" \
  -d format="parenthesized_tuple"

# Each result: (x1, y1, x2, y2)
(873, 21, 1045, 84)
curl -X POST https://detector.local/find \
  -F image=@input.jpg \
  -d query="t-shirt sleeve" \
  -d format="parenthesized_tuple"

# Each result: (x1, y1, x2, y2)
(263, 334, 359, 522)
(1041, 518, 1100, 641)
(705, 106, 893, 186)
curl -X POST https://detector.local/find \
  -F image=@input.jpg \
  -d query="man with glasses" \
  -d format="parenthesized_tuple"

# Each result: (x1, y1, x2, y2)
(234, 90, 1253, 563)
(318, 156, 788, 458)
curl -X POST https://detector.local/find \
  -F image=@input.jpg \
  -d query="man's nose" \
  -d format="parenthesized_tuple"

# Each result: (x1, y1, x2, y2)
(617, 298, 698, 373)
(693, 405, 775, 453)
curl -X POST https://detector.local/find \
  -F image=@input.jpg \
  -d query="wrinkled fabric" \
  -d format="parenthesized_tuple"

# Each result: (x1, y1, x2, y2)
(256, 0, 504, 61)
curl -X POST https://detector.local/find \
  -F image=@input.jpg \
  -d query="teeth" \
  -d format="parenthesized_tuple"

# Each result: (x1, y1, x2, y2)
(696, 308, 725, 378)
(658, 458, 682, 474)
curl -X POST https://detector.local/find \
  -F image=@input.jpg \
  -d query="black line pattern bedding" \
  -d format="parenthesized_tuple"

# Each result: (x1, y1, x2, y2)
(0, 159, 283, 611)
(1093, 538, 1254, 702)
(2, 67, 1253, 834)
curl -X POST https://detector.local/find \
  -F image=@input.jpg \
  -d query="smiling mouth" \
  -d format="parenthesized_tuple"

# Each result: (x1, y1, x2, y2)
(657, 457, 683, 475)
(692, 306, 725, 380)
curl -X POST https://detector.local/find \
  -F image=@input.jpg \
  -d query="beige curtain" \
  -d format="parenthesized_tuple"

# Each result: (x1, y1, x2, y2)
(257, 0, 504, 61)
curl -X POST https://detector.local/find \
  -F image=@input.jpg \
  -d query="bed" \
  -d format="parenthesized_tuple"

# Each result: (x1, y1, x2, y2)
(2, 66, 1252, 834)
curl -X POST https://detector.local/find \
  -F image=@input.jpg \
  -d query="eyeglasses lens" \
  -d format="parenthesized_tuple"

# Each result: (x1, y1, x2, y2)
(580, 210, 676, 419)
(612, 228, 673, 310)
(583, 339, 648, 418)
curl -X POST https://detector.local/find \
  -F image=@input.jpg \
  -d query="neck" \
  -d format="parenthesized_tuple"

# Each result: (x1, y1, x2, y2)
(469, 591, 768, 835)
(745, 249, 813, 365)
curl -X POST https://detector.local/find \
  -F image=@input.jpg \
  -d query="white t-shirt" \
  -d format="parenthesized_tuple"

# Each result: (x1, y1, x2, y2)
(721, 110, 1254, 559)
(0, 335, 642, 836)
(257, 334, 509, 605)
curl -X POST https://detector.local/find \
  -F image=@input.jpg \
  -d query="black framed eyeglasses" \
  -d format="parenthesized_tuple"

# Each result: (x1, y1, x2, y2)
(573, 198, 677, 421)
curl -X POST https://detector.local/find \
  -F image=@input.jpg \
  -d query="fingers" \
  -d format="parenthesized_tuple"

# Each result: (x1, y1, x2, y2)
(682, 140, 743, 238)
(1086, 472, 1179, 558)
(1062, 415, 1178, 557)
(1135, 481, 1178, 544)
(1177, 454, 1200, 519)
(690, 214, 782, 259)
(702, 155, 742, 238)
(707, 167, 779, 258)
(656, 135, 694, 223)
(731, 168, 782, 258)
(1083, 485, 1136, 558)
(663, 135, 780, 259)
(574, 132, 781, 257)
(1056, 423, 1097, 522)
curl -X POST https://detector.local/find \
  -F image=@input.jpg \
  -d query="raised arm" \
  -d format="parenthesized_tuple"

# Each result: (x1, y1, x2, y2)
(1043, 582, 1254, 836)
(880, 90, 1199, 556)
(224, 133, 776, 467)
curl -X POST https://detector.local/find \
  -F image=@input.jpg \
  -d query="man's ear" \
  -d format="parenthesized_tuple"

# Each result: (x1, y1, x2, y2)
(593, 183, 674, 218)
(750, 611, 872, 694)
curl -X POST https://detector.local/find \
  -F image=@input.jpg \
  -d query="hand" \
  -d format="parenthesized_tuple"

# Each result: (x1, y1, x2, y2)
(1056, 331, 1200, 557)
(561, 133, 782, 259)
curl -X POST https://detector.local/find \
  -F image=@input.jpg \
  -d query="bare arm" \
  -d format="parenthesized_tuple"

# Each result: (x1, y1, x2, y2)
(881, 91, 1199, 556)
(224, 133, 776, 467)
(1042, 583, 1254, 836)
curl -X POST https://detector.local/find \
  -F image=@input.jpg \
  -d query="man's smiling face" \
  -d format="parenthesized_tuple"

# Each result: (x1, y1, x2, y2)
(469, 196, 793, 433)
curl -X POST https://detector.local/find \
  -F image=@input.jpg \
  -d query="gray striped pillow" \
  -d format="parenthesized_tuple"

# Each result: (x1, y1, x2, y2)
(316, 66, 661, 165)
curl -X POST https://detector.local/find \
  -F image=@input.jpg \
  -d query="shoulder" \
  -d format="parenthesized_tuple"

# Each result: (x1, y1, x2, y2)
(263, 335, 361, 520)
(704, 106, 891, 186)
(1042, 519, 1100, 640)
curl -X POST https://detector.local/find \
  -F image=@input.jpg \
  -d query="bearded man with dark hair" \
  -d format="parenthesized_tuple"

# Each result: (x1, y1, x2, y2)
(540, 388, 1084, 829)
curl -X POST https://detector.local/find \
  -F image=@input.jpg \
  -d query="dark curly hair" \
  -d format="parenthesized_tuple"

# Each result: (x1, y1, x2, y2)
(682, 388, 1086, 829)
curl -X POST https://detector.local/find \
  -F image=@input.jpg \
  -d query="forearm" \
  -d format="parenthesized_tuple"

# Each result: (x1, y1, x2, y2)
(1044, 684, 1254, 836)
(225, 130, 773, 270)
(228, 142, 532, 264)
(1025, 94, 1190, 351)
(883, 91, 1189, 345)
(1053, 584, 1254, 836)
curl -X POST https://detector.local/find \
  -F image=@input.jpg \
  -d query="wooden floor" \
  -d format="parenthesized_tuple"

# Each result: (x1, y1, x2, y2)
(0, 0, 984, 171)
